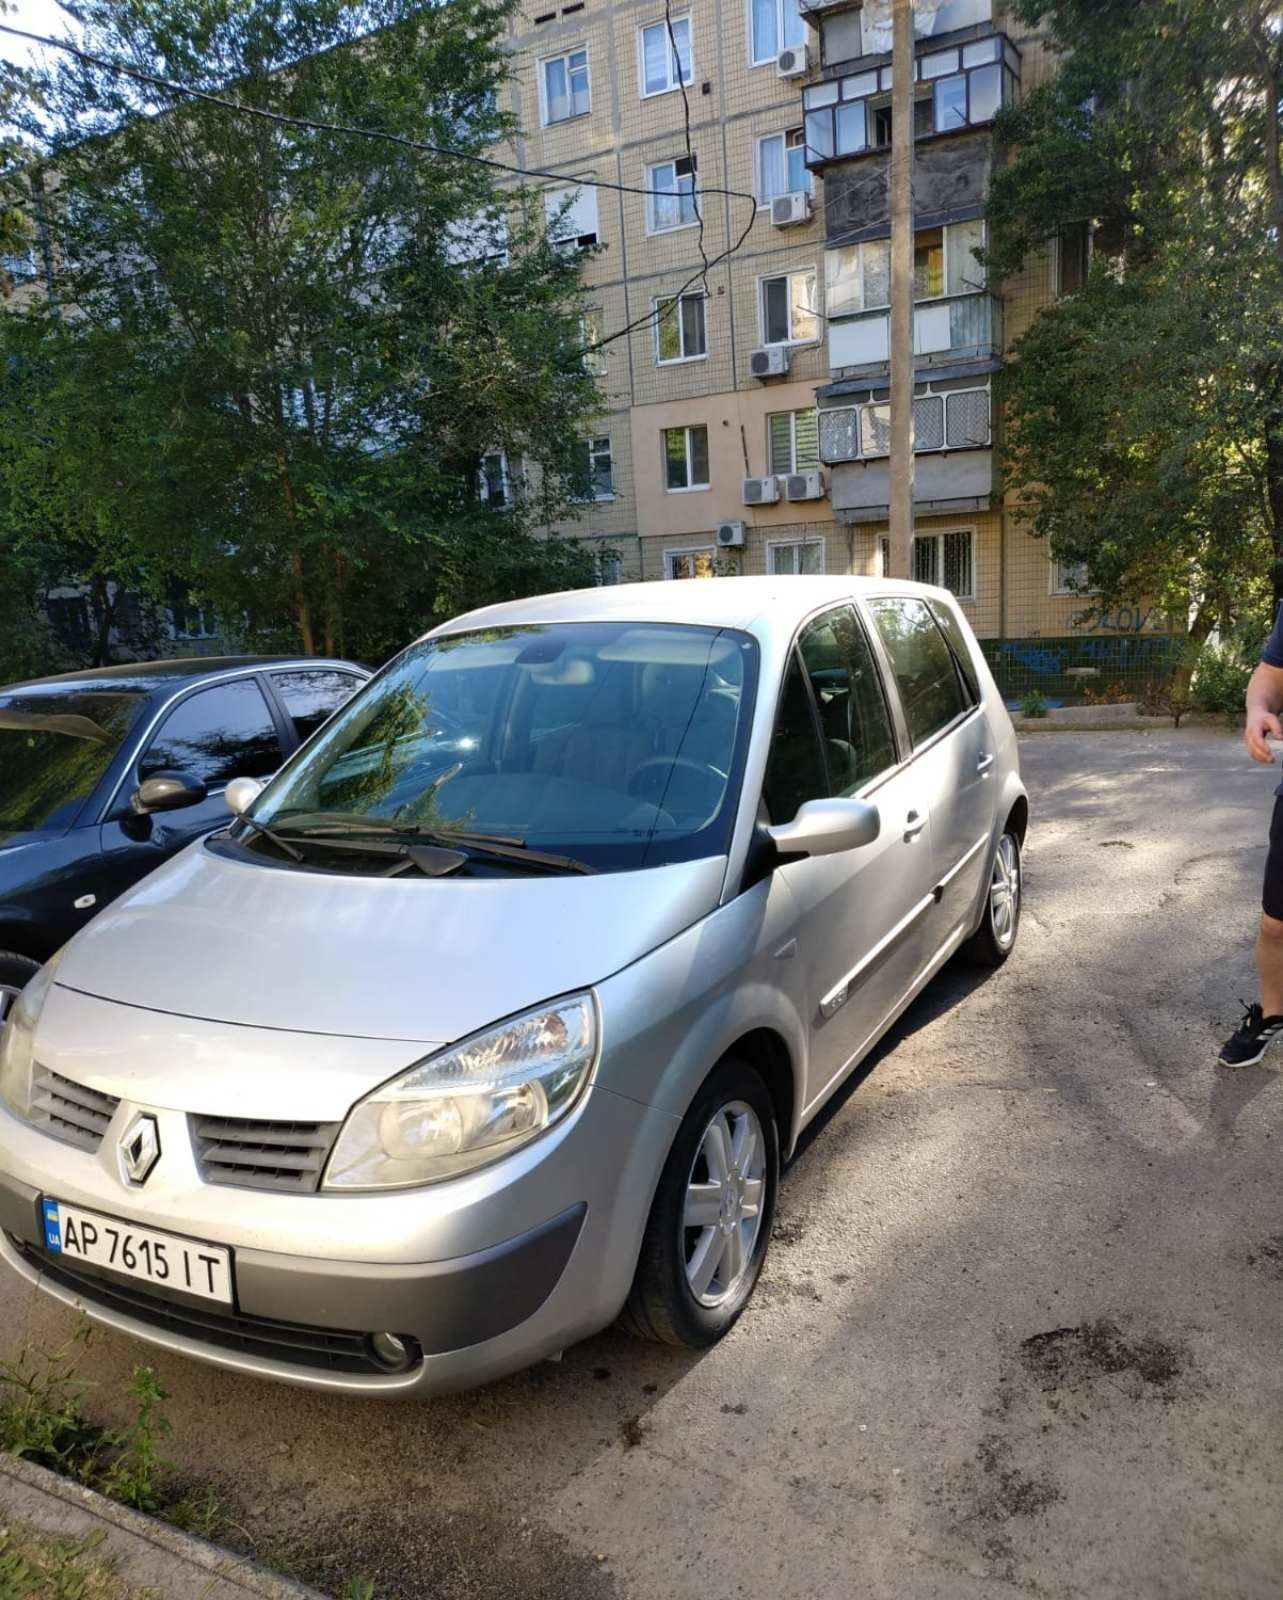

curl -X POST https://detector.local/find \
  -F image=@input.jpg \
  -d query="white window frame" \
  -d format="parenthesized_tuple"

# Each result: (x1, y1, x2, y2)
(480, 451, 515, 509)
(646, 156, 700, 235)
(543, 184, 599, 250)
(913, 527, 976, 602)
(662, 424, 711, 493)
(748, 0, 804, 67)
(766, 408, 820, 476)
(539, 46, 591, 127)
(755, 128, 811, 205)
(576, 435, 615, 502)
(664, 546, 717, 579)
(638, 15, 693, 99)
(654, 291, 708, 365)
(758, 267, 819, 347)
(594, 549, 623, 585)
(1049, 555, 1092, 596)
(767, 537, 825, 575)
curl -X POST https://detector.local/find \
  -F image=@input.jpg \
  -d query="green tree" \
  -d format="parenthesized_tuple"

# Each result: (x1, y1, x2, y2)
(0, 0, 602, 667)
(988, 0, 1283, 640)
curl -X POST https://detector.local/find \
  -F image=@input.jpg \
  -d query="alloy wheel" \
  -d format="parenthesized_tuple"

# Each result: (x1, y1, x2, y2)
(989, 833, 1020, 950)
(681, 1099, 767, 1308)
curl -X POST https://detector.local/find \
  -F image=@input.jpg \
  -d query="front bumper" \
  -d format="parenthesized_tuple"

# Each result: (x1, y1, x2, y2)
(0, 1078, 678, 1396)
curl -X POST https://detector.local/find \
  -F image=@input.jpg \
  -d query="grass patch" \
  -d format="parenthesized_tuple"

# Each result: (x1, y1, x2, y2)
(0, 1519, 153, 1600)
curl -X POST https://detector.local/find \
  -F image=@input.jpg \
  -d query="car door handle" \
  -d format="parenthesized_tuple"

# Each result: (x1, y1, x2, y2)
(904, 810, 927, 840)
(976, 752, 995, 774)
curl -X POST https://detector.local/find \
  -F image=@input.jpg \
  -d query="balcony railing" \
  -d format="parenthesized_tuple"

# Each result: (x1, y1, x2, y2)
(828, 292, 1001, 372)
(819, 385, 991, 465)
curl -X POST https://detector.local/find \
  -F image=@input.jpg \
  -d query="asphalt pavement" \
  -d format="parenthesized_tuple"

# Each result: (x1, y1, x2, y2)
(3, 725, 1282, 1600)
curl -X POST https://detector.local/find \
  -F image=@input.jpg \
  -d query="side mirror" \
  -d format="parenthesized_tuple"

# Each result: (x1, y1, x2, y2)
(224, 776, 264, 816)
(766, 797, 880, 859)
(131, 771, 208, 815)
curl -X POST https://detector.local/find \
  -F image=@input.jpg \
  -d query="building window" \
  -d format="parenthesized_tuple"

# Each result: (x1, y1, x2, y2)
(666, 548, 716, 579)
(594, 550, 623, 585)
(1050, 556, 1090, 595)
(639, 17, 692, 97)
(757, 129, 810, 202)
(869, 96, 934, 149)
(750, 0, 804, 66)
(769, 539, 824, 575)
(655, 291, 707, 363)
(913, 529, 974, 600)
(1057, 223, 1090, 296)
(767, 409, 820, 475)
(169, 592, 217, 640)
(879, 536, 891, 576)
(541, 48, 590, 125)
(443, 209, 509, 268)
(574, 436, 615, 500)
(647, 156, 698, 232)
(580, 309, 605, 376)
(761, 269, 817, 345)
(543, 184, 598, 249)
(663, 424, 710, 492)
(480, 451, 515, 507)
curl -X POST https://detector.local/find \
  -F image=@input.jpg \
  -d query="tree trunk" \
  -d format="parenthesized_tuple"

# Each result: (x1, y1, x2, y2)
(277, 454, 315, 655)
(91, 576, 116, 667)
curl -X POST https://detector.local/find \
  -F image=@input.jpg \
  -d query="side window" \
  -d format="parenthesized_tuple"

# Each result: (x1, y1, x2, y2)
(762, 651, 829, 825)
(797, 607, 898, 794)
(139, 680, 284, 787)
(271, 670, 363, 744)
(868, 598, 968, 748)
(927, 600, 980, 705)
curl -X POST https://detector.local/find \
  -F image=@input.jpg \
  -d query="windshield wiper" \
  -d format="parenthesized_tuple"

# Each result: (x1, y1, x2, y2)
(232, 814, 306, 863)
(271, 815, 594, 874)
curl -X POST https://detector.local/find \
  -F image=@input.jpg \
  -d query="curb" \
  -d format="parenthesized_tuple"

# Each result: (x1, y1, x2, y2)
(0, 1451, 327, 1599)
(1012, 709, 1239, 734)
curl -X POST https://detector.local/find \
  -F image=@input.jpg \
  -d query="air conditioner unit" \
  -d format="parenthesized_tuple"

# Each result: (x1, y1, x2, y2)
(770, 192, 812, 228)
(785, 469, 828, 501)
(749, 346, 791, 379)
(776, 43, 810, 78)
(742, 475, 781, 506)
(716, 520, 746, 548)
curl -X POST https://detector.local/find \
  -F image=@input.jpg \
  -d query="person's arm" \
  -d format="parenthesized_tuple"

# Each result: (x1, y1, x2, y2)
(1245, 661, 1283, 762)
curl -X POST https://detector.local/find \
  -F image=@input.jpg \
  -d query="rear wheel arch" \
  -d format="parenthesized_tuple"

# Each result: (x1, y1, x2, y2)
(1005, 793, 1029, 846)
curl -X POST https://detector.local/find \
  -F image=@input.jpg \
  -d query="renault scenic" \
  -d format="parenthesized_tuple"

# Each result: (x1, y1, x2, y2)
(0, 578, 1026, 1395)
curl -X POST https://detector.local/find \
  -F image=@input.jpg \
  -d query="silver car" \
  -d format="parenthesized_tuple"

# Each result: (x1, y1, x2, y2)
(0, 578, 1026, 1395)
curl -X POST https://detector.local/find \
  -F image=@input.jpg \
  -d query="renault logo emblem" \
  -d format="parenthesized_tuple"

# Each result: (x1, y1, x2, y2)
(118, 1113, 161, 1186)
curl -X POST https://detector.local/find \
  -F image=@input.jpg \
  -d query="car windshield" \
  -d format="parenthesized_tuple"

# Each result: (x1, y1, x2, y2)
(0, 688, 148, 842)
(249, 621, 758, 872)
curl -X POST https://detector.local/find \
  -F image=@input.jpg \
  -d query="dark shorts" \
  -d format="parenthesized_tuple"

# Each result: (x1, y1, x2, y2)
(1265, 797, 1283, 920)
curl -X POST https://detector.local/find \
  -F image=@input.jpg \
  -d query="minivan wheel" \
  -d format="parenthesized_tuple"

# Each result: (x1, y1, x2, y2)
(623, 1058, 778, 1348)
(962, 830, 1021, 967)
(0, 952, 39, 1028)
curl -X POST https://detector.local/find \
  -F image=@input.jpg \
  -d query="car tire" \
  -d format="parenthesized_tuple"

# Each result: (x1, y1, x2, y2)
(961, 828, 1021, 967)
(0, 951, 39, 1027)
(623, 1057, 779, 1349)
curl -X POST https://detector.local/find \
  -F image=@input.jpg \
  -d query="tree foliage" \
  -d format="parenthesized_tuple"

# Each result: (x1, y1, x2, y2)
(0, 0, 603, 669)
(989, 0, 1283, 637)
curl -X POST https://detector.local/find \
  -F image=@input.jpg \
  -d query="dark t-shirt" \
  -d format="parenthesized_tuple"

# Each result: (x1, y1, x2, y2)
(1263, 604, 1283, 669)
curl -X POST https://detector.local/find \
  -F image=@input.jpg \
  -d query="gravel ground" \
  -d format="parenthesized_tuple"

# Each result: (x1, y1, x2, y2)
(4, 726, 1282, 1600)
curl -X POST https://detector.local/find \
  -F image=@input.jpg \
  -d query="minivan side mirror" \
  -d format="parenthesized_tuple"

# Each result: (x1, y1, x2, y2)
(224, 776, 264, 816)
(131, 771, 208, 815)
(766, 797, 880, 859)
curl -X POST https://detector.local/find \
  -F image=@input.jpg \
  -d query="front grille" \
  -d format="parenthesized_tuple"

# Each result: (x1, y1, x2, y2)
(29, 1069, 120, 1152)
(13, 1239, 421, 1377)
(191, 1114, 341, 1193)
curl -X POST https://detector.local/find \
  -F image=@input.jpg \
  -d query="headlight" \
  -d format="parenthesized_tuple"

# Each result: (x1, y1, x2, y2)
(0, 952, 64, 1119)
(324, 992, 597, 1191)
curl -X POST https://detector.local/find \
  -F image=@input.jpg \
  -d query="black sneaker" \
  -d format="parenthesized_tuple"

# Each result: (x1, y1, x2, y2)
(1218, 1002, 1283, 1067)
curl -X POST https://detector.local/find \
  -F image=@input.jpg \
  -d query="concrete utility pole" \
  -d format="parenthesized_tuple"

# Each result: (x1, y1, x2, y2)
(887, 0, 915, 578)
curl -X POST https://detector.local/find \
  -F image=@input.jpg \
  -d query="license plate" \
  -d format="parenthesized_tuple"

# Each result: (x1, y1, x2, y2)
(41, 1199, 233, 1305)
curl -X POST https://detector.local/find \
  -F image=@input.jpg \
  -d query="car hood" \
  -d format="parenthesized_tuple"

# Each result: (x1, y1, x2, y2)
(54, 839, 728, 1045)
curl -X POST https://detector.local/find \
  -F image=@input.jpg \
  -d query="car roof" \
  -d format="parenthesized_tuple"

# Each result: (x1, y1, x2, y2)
(2, 656, 362, 698)
(428, 576, 956, 644)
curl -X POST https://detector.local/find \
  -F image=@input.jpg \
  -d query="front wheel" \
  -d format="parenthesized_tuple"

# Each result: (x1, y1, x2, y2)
(961, 829, 1021, 967)
(0, 952, 39, 1028)
(623, 1057, 779, 1348)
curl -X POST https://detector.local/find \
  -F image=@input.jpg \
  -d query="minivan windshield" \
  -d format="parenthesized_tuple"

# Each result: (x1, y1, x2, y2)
(248, 622, 758, 873)
(0, 688, 147, 843)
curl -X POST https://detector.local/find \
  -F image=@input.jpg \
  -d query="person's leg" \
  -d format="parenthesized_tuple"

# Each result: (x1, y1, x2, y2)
(1258, 914, 1283, 1017)
(1219, 796, 1283, 1064)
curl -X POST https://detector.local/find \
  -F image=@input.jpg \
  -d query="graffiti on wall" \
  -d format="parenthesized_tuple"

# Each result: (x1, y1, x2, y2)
(1080, 606, 1164, 634)
(996, 634, 1177, 679)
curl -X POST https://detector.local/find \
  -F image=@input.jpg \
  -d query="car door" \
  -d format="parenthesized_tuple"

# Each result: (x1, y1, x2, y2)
(865, 595, 993, 948)
(94, 677, 287, 907)
(763, 605, 938, 1123)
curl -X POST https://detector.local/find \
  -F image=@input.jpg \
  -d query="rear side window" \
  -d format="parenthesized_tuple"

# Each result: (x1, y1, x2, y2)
(796, 607, 897, 794)
(927, 601, 980, 704)
(271, 670, 363, 743)
(139, 680, 284, 787)
(762, 652, 829, 825)
(868, 597, 969, 748)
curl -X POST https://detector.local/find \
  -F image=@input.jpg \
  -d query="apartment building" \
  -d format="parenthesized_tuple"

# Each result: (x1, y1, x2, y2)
(507, 0, 1176, 696)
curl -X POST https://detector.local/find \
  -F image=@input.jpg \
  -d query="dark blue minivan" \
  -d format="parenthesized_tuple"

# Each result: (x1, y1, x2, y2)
(0, 656, 368, 1015)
